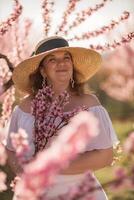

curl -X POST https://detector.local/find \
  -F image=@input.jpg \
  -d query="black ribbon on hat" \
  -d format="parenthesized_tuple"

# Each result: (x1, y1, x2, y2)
(35, 38, 69, 55)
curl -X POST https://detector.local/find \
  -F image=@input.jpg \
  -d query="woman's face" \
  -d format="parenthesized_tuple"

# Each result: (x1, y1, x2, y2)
(40, 50, 73, 85)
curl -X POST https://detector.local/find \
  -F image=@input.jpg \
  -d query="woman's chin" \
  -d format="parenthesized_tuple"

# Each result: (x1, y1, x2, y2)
(56, 77, 70, 84)
(56, 74, 70, 80)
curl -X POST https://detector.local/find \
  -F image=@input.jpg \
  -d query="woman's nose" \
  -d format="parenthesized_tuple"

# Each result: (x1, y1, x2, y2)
(57, 58, 65, 65)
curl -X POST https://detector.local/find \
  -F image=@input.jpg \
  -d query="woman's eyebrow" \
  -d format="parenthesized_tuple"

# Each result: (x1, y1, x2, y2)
(47, 54, 55, 58)
(64, 52, 71, 56)
(44, 54, 55, 61)
(46, 52, 71, 59)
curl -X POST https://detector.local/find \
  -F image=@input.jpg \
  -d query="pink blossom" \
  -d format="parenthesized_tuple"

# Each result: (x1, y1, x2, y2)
(10, 176, 21, 192)
(0, 87, 15, 128)
(109, 166, 133, 192)
(0, 0, 23, 36)
(48, 172, 96, 200)
(100, 41, 134, 102)
(56, 0, 111, 35)
(14, 111, 98, 200)
(0, 143, 7, 165)
(90, 32, 134, 52)
(32, 85, 86, 153)
(69, 11, 129, 41)
(0, 171, 7, 192)
(0, 84, 4, 96)
(124, 132, 134, 154)
(55, 0, 81, 35)
(41, 0, 55, 36)
(114, 167, 127, 179)
(10, 128, 30, 163)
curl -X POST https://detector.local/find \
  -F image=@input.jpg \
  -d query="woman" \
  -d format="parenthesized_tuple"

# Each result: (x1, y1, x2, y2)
(6, 36, 119, 199)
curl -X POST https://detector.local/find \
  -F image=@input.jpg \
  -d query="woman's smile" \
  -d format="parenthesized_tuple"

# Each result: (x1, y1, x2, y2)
(56, 69, 68, 72)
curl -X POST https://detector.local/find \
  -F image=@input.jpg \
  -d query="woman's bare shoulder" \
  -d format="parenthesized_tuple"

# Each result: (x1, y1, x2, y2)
(19, 95, 33, 113)
(82, 93, 101, 108)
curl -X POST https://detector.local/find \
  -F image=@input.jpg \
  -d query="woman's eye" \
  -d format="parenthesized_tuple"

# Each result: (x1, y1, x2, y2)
(48, 58, 56, 63)
(64, 56, 71, 61)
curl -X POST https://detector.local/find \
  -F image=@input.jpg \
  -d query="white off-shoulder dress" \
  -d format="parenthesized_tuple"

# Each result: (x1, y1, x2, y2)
(6, 105, 119, 200)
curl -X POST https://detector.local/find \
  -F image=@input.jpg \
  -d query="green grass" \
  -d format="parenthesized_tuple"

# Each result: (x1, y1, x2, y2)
(113, 120, 134, 140)
(95, 120, 134, 200)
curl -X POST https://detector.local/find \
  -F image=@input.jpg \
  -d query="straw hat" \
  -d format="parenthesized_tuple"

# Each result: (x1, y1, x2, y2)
(12, 36, 102, 94)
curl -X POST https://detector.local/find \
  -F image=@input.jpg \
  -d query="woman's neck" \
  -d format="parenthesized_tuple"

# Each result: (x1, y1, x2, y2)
(52, 83, 71, 97)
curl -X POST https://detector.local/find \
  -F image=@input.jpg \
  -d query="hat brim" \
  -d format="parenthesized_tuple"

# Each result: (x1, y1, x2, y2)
(12, 46, 102, 94)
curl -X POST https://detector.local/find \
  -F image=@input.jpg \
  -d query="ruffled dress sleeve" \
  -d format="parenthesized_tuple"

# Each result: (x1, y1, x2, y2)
(85, 105, 120, 151)
(6, 106, 19, 151)
(5, 106, 35, 159)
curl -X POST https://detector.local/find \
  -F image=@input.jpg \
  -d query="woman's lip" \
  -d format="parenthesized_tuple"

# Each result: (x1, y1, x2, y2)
(56, 70, 67, 72)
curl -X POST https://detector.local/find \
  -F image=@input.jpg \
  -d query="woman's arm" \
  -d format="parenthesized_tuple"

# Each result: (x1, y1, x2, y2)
(61, 147, 113, 175)
(6, 148, 23, 175)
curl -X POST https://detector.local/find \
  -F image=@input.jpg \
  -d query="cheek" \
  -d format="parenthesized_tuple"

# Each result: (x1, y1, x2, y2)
(70, 65, 73, 74)
(69, 61, 73, 70)
(44, 66, 56, 79)
(43, 64, 51, 73)
(70, 67, 73, 75)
